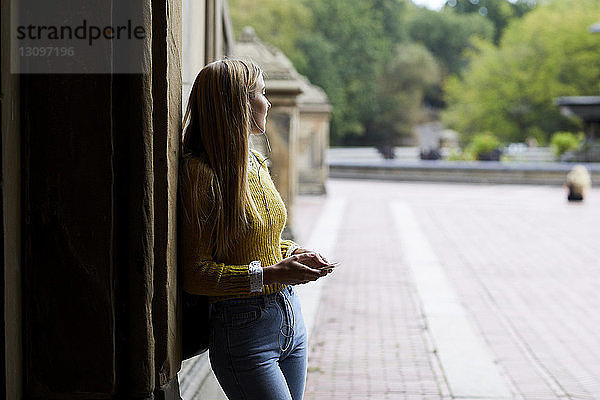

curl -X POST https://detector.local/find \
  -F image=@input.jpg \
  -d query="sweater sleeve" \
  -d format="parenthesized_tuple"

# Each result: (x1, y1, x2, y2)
(280, 239, 300, 258)
(179, 158, 253, 297)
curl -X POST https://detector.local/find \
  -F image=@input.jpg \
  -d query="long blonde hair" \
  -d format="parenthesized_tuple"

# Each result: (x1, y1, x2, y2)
(181, 59, 263, 260)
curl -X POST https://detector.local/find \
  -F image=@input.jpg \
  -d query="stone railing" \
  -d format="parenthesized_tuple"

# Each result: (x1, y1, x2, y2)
(328, 159, 600, 186)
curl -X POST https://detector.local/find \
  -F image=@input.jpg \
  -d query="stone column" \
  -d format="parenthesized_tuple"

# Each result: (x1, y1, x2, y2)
(1, 0, 22, 396)
(297, 77, 332, 195)
(151, 0, 182, 394)
(266, 87, 302, 227)
(182, 0, 206, 106)
(15, 0, 183, 398)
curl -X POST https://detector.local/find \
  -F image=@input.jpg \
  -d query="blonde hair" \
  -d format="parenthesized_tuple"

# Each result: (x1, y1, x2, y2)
(181, 59, 263, 259)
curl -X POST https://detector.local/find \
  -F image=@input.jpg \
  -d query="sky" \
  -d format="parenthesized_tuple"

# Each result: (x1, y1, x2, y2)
(411, 0, 446, 11)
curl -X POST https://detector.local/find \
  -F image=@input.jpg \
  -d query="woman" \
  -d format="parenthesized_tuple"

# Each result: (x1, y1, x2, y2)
(180, 58, 333, 400)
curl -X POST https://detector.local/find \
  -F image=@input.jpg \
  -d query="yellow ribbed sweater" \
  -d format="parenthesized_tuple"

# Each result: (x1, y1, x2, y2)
(180, 149, 298, 303)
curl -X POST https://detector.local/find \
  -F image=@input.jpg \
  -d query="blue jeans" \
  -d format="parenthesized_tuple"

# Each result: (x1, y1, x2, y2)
(209, 286, 308, 400)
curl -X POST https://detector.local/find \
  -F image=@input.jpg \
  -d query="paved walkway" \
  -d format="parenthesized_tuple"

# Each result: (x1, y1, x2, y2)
(294, 179, 600, 400)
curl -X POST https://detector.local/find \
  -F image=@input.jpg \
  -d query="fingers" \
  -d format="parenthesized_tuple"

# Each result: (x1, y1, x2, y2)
(295, 251, 333, 266)
(279, 254, 334, 285)
(295, 252, 329, 269)
(286, 260, 324, 283)
(316, 253, 331, 265)
(298, 250, 327, 263)
(296, 261, 324, 279)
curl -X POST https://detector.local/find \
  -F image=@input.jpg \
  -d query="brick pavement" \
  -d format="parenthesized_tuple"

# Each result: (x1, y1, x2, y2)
(296, 183, 449, 399)
(295, 179, 600, 400)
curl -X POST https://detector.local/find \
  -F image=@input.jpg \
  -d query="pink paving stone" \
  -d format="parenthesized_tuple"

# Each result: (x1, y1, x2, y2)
(297, 183, 446, 400)
(295, 180, 600, 400)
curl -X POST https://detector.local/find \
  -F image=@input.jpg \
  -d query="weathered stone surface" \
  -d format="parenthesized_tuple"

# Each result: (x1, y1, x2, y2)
(22, 73, 116, 396)
(152, 0, 183, 391)
(17, 0, 183, 398)
(297, 76, 331, 195)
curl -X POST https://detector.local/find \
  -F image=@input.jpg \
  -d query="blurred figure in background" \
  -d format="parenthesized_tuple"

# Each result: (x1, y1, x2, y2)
(566, 165, 591, 201)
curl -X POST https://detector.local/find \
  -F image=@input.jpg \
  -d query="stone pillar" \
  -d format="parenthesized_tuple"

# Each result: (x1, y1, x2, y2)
(1, 0, 22, 396)
(182, 0, 206, 106)
(182, 0, 234, 111)
(151, 0, 183, 394)
(297, 77, 332, 195)
(14, 0, 183, 398)
(203, 0, 235, 65)
(265, 88, 302, 219)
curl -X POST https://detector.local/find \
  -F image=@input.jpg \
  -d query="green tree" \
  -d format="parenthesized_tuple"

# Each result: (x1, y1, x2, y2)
(298, 0, 407, 144)
(443, 0, 536, 43)
(550, 131, 584, 158)
(465, 132, 501, 160)
(367, 43, 441, 147)
(443, 0, 600, 144)
(406, 5, 494, 108)
(228, 0, 314, 71)
(372, 0, 409, 44)
(229, 0, 440, 146)
(407, 7, 494, 76)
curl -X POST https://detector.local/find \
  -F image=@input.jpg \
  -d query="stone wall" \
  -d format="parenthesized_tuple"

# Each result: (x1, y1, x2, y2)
(3, 0, 183, 398)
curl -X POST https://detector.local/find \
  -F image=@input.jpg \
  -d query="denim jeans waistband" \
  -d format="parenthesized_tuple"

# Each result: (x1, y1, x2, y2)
(212, 286, 293, 311)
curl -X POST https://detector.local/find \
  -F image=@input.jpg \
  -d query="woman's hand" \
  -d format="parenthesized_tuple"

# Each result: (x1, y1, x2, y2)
(264, 252, 331, 285)
(293, 248, 332, 266)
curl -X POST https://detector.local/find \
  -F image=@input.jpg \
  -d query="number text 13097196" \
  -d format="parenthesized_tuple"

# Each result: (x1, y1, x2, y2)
(19, 47, 75, 57)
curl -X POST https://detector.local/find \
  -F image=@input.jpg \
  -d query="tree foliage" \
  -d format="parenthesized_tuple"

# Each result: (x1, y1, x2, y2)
(228, 0, 314, 71)
(367, 43, 441, 146)
(443, 0, 600, 144)
(227, 0, 537, 147)
(443, 0, 536, 43)
(407, 7, 494, 76)
(551, 131, 584, 158)
(297, 0, 409, 144)
(466, 132, 501, 160)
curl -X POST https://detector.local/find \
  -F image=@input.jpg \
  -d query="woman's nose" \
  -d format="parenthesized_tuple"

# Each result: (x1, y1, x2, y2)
(267, 100, 272, 109)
